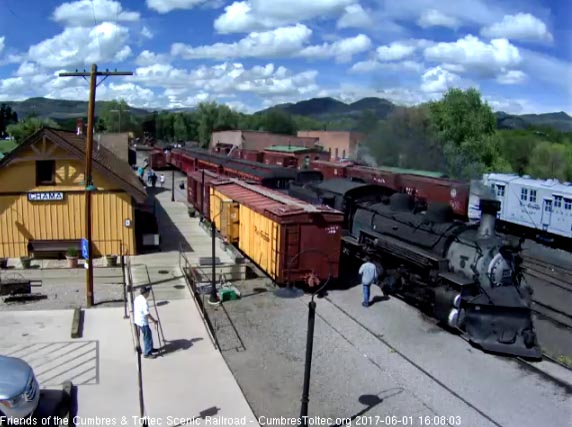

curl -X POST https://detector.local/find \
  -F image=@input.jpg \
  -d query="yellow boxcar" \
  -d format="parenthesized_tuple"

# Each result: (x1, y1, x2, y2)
(210, 188, 240, 243)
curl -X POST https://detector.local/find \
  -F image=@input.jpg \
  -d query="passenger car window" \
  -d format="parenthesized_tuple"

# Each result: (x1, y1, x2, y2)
(520, 188, 528, 201)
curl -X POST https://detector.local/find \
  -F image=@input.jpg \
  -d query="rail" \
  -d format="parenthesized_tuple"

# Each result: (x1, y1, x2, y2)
(178, 245, 220, 350)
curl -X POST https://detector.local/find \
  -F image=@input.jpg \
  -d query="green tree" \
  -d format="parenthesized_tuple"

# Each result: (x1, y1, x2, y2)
(6, 117, 60, 144)
(99, 99, 133, 133)
(260, 109, 297, 135)
(215, 105, 239, 131)
(526, 141, 570, 181)
(196, 102, 219, 147)
(173, 113, 188, 142)
(156, 111, 174, 142)
(0, 104, 18, 138)
(293, 115, 326, 131)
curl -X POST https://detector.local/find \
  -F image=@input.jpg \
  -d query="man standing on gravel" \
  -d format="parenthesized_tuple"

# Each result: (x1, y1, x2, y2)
(134, 287, 158, 359)
(359, 255, 379, 307)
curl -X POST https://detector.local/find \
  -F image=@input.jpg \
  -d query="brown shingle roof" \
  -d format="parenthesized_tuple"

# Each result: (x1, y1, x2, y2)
(0, 127, 147, 203)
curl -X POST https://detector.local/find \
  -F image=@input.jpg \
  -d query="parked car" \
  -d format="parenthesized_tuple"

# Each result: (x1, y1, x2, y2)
(0, 355, 40, 419)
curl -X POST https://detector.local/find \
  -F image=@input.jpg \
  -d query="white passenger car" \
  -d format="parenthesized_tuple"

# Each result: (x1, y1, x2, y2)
(473, 173, 572, 242)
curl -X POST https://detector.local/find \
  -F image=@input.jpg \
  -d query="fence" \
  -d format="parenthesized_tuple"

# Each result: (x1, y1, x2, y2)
(178, 245, 220, 350)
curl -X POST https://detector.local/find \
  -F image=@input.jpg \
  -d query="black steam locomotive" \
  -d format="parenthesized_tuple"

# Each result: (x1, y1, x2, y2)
(341, 193, 540, 358)
(289, 177, 540, 357)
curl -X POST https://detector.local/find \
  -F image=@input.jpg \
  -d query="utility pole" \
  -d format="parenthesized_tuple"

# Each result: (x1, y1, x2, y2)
(59, 64, 133, 307)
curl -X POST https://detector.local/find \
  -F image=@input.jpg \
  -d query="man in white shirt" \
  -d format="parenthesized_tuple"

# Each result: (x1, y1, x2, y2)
(134, 287, 158, 358)
(359, 256, 379, 307)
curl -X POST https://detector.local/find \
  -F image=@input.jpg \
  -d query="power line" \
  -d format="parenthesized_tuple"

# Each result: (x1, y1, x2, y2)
(90, 0, 103, 63)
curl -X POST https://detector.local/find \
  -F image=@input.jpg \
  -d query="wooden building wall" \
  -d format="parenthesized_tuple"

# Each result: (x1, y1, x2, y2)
(0, 144, 136, 258)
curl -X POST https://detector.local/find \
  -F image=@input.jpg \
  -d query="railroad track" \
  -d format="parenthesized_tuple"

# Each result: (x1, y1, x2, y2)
(523, 257, 572, 294)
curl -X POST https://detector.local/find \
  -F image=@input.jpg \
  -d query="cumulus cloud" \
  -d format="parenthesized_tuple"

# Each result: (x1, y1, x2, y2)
(420, 66, 463, 93)
(135, 50, 170, 66)
(377, 42, 417, 61)
(481, 13, 553, 43)
(131, 62, 320, 107)
(214, 0, 353, 33)
(0, 36, 4, 54)
(172, 25, 369, 62)
(146, 0, 212, 14)
(496, 70, 527, 85)
(417, 9, 461, 29)
(141, 26, 154, 39)
(350, 60, 424, 73)
(424, 35, 521, 77)
(172, 24, 312, 59)
(53, 0, 140, 26)
(337, 4, 373, 29)
(299, 34, 371, 63)
(28, 22, 132, 68)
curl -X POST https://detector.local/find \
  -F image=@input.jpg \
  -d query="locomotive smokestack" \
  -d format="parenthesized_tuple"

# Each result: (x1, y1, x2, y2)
(478, 199, 500, 238)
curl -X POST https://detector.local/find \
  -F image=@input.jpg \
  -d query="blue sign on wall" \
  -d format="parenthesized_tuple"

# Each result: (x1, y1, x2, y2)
(81, 238, 89, 259)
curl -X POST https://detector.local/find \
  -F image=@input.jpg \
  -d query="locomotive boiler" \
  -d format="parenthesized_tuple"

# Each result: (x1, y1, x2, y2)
(342, 193, 541, 358)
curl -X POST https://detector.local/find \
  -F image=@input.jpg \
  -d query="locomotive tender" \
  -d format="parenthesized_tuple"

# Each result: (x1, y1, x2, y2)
(343, 194, 541, 358)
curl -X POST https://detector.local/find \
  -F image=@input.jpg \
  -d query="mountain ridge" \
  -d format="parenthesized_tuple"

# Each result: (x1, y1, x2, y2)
(2, 96, 571, 132)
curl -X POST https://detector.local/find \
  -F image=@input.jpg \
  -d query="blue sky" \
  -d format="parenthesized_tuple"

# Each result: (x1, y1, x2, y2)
(0, 0, 570, 114)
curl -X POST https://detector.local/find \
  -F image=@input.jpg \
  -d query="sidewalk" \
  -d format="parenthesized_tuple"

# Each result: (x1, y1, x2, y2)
(128, 178, 258, 425)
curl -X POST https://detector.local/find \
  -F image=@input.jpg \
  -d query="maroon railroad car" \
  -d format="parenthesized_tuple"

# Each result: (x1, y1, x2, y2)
(212, 180, 343, 284)
(187, 170, 228, 219)
(399, 174, 470, 218)
(148, 149, 167, 170)
(345, 165, 401, 189)
(263, 151, 298, 168)
(309, 160, 352, 180)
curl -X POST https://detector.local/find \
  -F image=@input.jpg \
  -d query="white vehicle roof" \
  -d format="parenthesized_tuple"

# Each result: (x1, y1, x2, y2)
(484, 173, 572, 196)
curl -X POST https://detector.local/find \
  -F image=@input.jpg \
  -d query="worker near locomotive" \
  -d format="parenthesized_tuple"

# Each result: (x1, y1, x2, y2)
(341, 194, 541, 359)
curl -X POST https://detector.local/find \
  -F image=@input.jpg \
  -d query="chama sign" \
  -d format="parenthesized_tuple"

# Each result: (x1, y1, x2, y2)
(28, 192, 65, 202)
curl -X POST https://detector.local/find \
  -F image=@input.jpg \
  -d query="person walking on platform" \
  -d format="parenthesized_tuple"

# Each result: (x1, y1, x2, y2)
(134, 287, 159, 358)
(160, 174, 165, 187)
(359, 256, 378, 307)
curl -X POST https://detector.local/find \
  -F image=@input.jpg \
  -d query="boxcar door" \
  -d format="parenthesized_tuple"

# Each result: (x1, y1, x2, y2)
(221, 201, 239, 243)
(541, 198, 553, 230)
(284, 225, 300, 282)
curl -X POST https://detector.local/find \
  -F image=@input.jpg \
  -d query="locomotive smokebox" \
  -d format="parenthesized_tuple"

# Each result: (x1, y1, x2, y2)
(478, 199, 501, 238)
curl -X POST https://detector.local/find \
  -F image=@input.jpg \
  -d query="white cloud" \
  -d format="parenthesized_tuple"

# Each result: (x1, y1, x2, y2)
(53, 0, 140, 27)
(131, 62, 320, 108)
(424, 35, 521, 77)
(0, 36, 4, 54)
(172, 24, 312, 59)
(417, 9, 460, 30)
(377, 42, 416, 61)
(146, 0, 212, 14)
(350, 60, 423, 73)
(496, 70, 527, 85)
(481, 13, 553, 43)
(420, 66, 463, 93)
(337, 4, 373, 29)
(28, 22, 132, 68)
(141, 26, 154, 39)
(519, 49, 572, 92)
(214, 0, 353, 33)
(299, 34, 371, 63)
(16, 62, 41, 77)
(135, 50, 170, 66)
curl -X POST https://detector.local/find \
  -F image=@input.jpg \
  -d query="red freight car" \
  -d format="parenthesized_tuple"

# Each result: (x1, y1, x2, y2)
(345, 165, 401, 189)
(309, 160, 352, 180)
(211, 180, 343, 284)
(148, 149, 168, 170)
(263, 151, 298, 167)
(187, 170, 229, 219)
(399, 174, 470, 218)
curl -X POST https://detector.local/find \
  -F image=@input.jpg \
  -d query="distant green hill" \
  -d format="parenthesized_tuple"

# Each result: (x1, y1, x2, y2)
(3, 97, 151, 120)
(260, 97, 572, 132)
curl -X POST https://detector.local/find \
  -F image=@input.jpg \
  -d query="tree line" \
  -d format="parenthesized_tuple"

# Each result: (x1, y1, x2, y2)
(3, 89, 571, 182)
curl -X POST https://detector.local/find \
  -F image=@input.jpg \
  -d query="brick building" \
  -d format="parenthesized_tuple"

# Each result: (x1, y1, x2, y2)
(210, 130, 319, 153)
(297, 131, 365, 161)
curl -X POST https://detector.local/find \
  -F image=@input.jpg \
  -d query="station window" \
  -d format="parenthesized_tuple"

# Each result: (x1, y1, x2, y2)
(554, 196, 562, 209)
(496, 185, 505, 197)
(520, 188, 528, 201)
(530, 189, 537, 203)
(564, 198, 572, 210)
(544, 200, 552, 212)
(36, 160, 55, 185)
(342, 149, 346, 159)
(335, 148, 339, 159)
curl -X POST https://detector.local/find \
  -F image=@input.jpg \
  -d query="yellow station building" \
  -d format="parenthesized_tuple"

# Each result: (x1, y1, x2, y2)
(0, 127, 147, 259)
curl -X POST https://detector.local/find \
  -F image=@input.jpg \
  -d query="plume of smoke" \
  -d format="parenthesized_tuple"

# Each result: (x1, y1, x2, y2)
(356, 144, 379, 167)
(469, 179, 495, 199)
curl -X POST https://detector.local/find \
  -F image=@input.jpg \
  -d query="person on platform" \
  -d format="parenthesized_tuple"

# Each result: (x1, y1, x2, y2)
(160, 174, 165, 187)
(134, 287, 159, 359)
(359, 256, 379, 307)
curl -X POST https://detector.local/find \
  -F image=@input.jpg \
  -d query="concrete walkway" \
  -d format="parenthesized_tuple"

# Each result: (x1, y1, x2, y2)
(128, 177, 258, 425)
